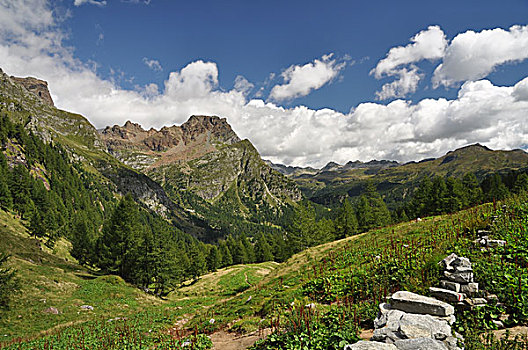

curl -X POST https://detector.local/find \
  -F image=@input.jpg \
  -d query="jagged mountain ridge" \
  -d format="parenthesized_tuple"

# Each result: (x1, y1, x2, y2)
(101, 116, 302, 205)
(0, 69, 190, 222)
(1, 68, 301, 241)
(283, 143, 528, 207)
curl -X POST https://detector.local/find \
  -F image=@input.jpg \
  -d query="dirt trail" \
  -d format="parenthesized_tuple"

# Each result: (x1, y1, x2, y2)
(492, 326, 528, 339)
(210, 329, 271, 350)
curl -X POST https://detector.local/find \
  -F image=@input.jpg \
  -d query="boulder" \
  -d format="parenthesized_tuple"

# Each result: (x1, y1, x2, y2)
(398, 313, 452, 340)
(393, 338, 448, 350)
(444, 271, 473, 283)
(344, 341, 398, 350)
(439, 280, 461, 292)
(450, 257, 472, 272)
(372, 310, 451, 343)
(460, 282, 478, 295)
(487, 239, 506, 248)
(43, 306, 60, 314)
(429, 287, 465, 303)
(441, 253, 458, 270)
(390, 291, 454, 317)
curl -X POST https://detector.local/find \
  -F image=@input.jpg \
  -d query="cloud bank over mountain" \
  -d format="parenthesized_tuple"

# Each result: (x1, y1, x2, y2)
(0, 1, 527, 168)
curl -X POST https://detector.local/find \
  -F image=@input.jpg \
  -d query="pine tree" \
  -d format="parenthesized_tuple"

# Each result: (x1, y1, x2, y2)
(483, 174, 509, 202)
(255, 233, 274, 262)
(335, 198, 358, 238)
(410, 176, 433, 218)
(96, 193, 141, 279)
(357, 182, 391, 232)
(462, 173, 482, 205)
(206, 245, 221, 271)
(0, 252, 19, 309)
(70, 213, 95, 266)
(513, 173, 528, 194)
(287, 201, 318, 253)
(218, 240, 233, 267)
(188, 241, 206, 280)
(0, 172, 12, 210)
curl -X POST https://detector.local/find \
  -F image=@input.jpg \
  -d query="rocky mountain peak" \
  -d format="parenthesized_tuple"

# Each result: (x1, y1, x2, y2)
(180, 115, 240, 145)
(10, 76, 54, 106)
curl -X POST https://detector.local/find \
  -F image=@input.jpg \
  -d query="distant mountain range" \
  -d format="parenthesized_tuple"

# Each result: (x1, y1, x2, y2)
(268, 143, 528, 208)
(3, 67, 528, 230)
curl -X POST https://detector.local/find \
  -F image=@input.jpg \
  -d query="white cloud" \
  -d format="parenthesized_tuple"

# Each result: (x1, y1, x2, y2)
(372, 25, 447, 100)
(375, 66, 422, 100)
(142, 57, 162, 71)
(74, 0, 107, 7)
(1, 2, 528, 167)
(433, 25, 528, 87)
(234, 75, 254, 96)
(269, 54, 346, 101)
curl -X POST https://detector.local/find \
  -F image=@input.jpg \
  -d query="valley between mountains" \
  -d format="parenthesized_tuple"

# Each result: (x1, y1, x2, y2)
(1, 72, 528, 349)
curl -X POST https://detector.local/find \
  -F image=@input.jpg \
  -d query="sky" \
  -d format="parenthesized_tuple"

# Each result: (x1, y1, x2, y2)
(1, 0, 528, 167)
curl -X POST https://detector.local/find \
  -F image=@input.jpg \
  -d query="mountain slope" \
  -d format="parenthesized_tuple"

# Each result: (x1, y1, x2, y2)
(101, 116, 302, 240)
(0, 69, 189, 220)
(276, 144, 528, 207)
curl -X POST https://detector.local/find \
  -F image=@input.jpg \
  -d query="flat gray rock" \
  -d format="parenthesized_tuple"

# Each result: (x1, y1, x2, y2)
(398, 313, 452, 340)
(439, 280, 461, 292)
(444, 271, 473, 283)
(394, 338, 448, 350)
(390, 291, 455, 316)
(345, 341, 398, 350)
(429, 287, 465, 303)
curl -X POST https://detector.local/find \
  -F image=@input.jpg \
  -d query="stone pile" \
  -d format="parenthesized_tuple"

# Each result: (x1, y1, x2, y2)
(474, 230, 506, 250)
(345, 291, 463, 350)
(431, 253, 499, 311)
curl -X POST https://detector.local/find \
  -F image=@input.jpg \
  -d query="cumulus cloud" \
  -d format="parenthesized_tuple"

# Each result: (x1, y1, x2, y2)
(74, 0, 107, 7)
(433, 25, 528, 87)
(234, 75, 254, 96)
(142, 57, 162, 71)
(375, 66, 423, 100)
(372, 25, 447, 100)
(1, 1, 528, 167)
(269, 54, 346, 101)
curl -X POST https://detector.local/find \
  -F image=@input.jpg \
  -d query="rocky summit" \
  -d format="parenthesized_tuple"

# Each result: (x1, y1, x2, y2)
(101, 115, 301, 204)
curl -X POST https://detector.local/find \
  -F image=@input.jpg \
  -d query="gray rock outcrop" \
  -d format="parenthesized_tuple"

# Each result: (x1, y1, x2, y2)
(345, 291, 462, 350)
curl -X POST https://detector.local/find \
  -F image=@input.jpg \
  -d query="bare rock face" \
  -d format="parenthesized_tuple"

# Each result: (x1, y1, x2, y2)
(10, 76, 54, 106)
(101, 115, 240, 156)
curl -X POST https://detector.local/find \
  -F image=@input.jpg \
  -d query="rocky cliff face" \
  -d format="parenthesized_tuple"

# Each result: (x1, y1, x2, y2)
(101, 116, 302, 218)
(11, 76, 54, 106)
(0, 68, 186, 218)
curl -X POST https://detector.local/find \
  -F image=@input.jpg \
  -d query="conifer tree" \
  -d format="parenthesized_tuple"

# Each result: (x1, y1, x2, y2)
(96, 193, 141, 279)
(0, 252, 18, 309)
(356, 182, 391, 232)
(255, 233, 274, 262)
(335, 198, 358, 238)
(513, 173, 528, 194)
(206, 245, 221, 271)
(287, 201, 318, 253)
(70, 213, 95, 266)
(218, 240, 233, 267)
(188, 241, 206, 280)
(462, 172, 482, 205)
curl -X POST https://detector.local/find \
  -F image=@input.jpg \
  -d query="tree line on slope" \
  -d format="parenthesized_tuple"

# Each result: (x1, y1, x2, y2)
(285, 170, 528, 255)
(0, 112, 287, 298)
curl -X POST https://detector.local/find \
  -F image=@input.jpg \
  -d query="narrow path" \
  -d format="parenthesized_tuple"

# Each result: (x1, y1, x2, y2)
(244, 272, 250, 287)
(210, 329, 271, 350)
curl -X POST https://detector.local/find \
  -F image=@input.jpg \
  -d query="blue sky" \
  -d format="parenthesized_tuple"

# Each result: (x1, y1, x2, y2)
(65, 0, 528, 111)
(1, 0, 528, 166)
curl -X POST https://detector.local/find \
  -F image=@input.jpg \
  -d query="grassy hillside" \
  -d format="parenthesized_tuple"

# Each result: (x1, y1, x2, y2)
(0, 209, 277, 348)
(3, 194, 528, 348)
